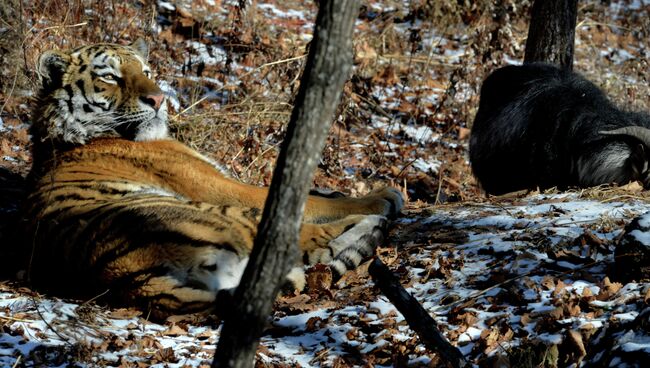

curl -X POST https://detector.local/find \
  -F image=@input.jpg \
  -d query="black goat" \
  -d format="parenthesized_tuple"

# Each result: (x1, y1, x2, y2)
(469, 63, 650, 195)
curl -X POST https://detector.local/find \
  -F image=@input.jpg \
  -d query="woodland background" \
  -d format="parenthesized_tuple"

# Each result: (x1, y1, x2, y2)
(0, 0, 649, 367)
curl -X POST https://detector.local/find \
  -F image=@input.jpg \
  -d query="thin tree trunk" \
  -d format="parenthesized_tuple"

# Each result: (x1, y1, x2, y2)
(211, 0, 359, 367)
(524, 0, 578, 70)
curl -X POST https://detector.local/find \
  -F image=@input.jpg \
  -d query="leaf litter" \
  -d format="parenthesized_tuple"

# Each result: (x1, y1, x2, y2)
(0, 0, 649, 366)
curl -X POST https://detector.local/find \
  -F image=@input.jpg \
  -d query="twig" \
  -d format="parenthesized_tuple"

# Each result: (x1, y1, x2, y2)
(12, 355, 21, 368)
(308, 347, 332, 365)
(243, 141, 281, 175)
(116, 14, 140, 40)
(37, 22, 88, 32)
(229, 145, 246, 180)
(600, 194, 646, 203)
(0, 68, 20, 116)
(446, 252, 640, 311)
(434, 164, 444, 206)
(80, 289, 110, 306)
(0, 315, 35, 323)
(29, 295, 71, 345)
(172, 55, 307, 120)
(219, 111, 291, 117)
(576, 19, 633, 32)
(395, 158, 418, 179)
(369, 258, 470, 368)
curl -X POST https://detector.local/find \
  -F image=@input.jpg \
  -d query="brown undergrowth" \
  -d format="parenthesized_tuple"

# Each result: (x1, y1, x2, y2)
(0, 1, 648, 366)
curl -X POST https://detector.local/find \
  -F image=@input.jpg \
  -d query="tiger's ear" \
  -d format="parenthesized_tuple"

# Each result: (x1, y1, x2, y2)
(37, 50, 70, 89)
(130, 38, 149, 58)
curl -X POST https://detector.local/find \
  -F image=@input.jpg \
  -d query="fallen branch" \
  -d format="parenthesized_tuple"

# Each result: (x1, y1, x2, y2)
(368, 258, 470, 368)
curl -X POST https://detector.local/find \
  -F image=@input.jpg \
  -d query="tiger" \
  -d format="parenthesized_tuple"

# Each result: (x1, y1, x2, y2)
(22, 39, 404, 319)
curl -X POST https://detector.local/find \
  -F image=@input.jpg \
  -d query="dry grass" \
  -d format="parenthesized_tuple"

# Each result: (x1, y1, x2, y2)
(0, 0, 648, 199)
(0, 3, 648, 366)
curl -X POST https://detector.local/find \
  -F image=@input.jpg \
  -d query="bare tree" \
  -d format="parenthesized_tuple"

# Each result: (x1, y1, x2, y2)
(524, 0, 578, 70)
(211, 0, 360, 367)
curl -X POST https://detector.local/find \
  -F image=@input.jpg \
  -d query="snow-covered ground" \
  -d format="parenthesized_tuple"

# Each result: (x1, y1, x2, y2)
(0, 0, 648, 366)
(2, 193, 649, 366)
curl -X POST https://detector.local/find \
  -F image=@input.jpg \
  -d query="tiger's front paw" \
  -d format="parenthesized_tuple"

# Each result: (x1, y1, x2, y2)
(365, 187, 405, 218)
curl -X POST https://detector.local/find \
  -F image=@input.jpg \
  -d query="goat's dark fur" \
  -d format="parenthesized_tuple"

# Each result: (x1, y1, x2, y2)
(469, 63, 650, 195)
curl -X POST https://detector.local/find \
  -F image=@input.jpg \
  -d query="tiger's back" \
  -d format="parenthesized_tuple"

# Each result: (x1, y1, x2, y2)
(27, 141, 260, 314)
(23, 41, 403, 319)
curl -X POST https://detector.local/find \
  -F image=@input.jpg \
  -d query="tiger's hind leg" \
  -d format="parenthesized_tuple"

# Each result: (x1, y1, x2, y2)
(286, 215, 387, 291)
(65, 199, 385, 319)
(324, 215, 386, 280)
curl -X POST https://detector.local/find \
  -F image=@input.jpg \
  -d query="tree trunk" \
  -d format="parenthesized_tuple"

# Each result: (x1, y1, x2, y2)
(524, 0, 578, 70)
(211, 1, 359, 367)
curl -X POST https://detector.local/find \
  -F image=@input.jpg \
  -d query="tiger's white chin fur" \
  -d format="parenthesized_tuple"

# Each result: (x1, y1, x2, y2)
(133, 117, 170, 141)
(133, 99, 170, 141)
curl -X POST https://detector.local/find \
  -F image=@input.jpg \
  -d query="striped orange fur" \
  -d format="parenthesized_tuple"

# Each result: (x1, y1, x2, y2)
(23, 41, 403, 319)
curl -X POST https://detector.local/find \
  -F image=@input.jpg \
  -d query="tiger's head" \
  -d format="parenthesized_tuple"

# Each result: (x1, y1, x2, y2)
(34, 39, 168, 146)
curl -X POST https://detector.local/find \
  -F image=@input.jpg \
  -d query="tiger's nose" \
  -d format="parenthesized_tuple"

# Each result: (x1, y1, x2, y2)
(140, 93, 164, 111)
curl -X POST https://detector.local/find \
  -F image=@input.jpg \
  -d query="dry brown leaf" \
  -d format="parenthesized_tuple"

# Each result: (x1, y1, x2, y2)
(139, 335, 162, 350)
(355, 42, 377, 62)
(162, 324, 188, 336)
(479, 327, 500, 352)
(548, 307, 564, 319)
(372, 66, 400, 85)
(159, 28, 179, 44)
(458, 127, 471, 140)
(565, 301, 581, 317)
(0, 140, 13, 157)
(305, 316, 322, 332)
(153, 347, 178, 363)
(108, 308, 142, 320)
(620, 181, 643, 192)
(549, 249, 592, 265)
(552, 280, 566, 298)
(597, 277, 623, 301)
(332, 356, 353, 368)
(564, 330, 587, 365)
(306, 264, 333, 295)
(345, 327, 358, 340)
(541, 275, 555, 290)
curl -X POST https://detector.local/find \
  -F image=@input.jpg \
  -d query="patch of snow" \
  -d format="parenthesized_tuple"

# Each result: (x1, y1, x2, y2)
(257, 3, 309, 20)
(629, 229, 650, 246)
(403, 124, 439, 144)
(187, 41, 227, 66)
(273, 310, 329, 331)
(158, 79, 181, 111)
(637, 212, 650, 227)
(616, 329, 650, 353)
(503, 54, 522, 65)
(158, 1, 175, 11)
(412, 157, 440, 174)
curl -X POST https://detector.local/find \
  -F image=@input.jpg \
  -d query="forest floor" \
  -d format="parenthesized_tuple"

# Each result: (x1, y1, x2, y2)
(0, 0, 649, 367)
